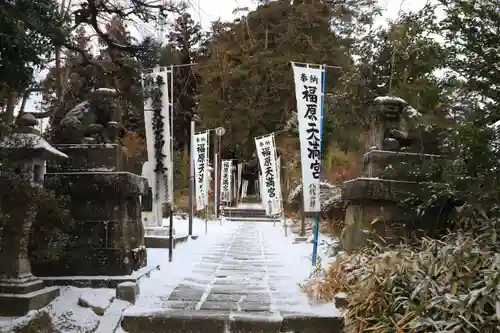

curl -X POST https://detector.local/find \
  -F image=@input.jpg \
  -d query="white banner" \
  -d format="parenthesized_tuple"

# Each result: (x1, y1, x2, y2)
(220, 160, 232, 202)
(292, 63, 324, 212)
(143, 69, 172, 207)
(241, 180, 248, 199)
(236, 163, 243, 202)
(255, 135, 281, 216)
(193, 132, 209, 210)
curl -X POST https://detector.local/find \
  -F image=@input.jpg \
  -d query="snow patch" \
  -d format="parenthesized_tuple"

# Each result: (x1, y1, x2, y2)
(0, 133, 68, 159)
(78, 289, 115, 314)
(373, 95, 408, 105)
(50, 287, 110, 333)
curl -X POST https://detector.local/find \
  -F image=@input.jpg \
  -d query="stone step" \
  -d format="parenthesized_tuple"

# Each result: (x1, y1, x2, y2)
(222, 209, 268, 217)
(121, 309, 344, 333)
(225, 217, 279, 223)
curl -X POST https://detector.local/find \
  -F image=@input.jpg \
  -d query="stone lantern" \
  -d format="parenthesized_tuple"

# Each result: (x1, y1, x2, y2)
(0, 114, 68, 316)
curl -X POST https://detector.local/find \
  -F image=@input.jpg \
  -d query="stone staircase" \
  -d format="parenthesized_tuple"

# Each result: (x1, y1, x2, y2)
(221, 205, 279, 222)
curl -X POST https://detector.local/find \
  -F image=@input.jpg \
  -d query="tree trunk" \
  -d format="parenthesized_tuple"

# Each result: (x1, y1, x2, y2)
(4, 92, 17, 126)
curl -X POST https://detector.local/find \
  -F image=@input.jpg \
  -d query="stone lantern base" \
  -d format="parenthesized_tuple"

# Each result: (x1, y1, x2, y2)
(0, 272, 59, 316)
(0, 204, 60, 317)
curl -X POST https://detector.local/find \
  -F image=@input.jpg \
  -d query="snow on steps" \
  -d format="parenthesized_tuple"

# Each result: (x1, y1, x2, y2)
(221, 206, 278, 223)
(120, 309, 344, 333)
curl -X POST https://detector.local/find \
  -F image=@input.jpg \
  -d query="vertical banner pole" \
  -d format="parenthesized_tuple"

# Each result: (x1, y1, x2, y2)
(214, 152, 218, 218)
(205, 204, 208, 235)
(168, 66, 174, 262)
(311, 65, 326, 266)
(188, 119, 195, 236)
(205, 130, 210, 235)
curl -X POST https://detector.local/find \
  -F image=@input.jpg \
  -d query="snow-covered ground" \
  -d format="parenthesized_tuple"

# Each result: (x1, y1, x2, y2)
(0, 217, 339, 332)
(134, 219, 238, 309)
(233, 202, 264, 209)
(162, 215, 222, 237)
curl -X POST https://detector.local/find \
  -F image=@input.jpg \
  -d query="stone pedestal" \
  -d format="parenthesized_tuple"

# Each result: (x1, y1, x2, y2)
(340, 97, 451, 251)
(40, 144, 148, 276)
(340, 150, 450, 251)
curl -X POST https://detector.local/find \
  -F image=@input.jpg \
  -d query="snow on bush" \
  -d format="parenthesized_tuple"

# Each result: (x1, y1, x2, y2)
(303, 219, 500, 333)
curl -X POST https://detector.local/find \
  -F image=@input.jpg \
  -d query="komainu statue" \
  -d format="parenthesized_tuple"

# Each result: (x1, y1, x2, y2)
(51, 88, 125, 144)
(371, 96, 443, 155)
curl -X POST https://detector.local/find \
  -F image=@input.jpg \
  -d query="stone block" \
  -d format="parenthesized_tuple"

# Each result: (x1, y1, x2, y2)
(44, 171, 148, 196)
(281, 312, 344, 333)
(32, 247, 147, 277)
(229, 312, 282, 333)
(362, 150, 446, 180)
(46, 144, 129, 172)
(200, 301, 238, 311)
(342, 177, 422, 202)
(0, 286, 60, 317)
(0, 273, 45, 294)
(334, 292, 348, 308)
(116, 282, 139, 304)
(340, 202, 417, 251)
(293, 236, 308, 243)
(121, 309, 228, 333)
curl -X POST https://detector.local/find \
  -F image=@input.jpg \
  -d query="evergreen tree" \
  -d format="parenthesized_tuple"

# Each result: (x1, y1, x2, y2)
(326, 5, 450, 153)
(438, 0, 500, 123)
(0, 0, 63, 123)
(43, 17, 145, 138)
(168, 4, 203, 150)
(196, 0, 380, 159)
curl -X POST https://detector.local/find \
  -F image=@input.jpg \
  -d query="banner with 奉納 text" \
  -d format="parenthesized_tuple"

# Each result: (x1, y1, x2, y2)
(143, 69, 173, 209)
(193, 131, 209, 210)
(292, 63, 325, 212)
(255, 134, 281, 216)
(220, 160, 232, 203)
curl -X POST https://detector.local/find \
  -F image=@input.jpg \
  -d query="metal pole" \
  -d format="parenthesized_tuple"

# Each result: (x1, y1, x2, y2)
(284, 216, 288, 237)
(168, 64, 175, 262)
(312, 65, 327, 266)
(188, 119, 195, 236)
(213, 131, 217, 216)
(168, 205, 174, 262)
(216, 135, 222, 218)
(205, 204, 208, 235)
(214, 152, 218, 219)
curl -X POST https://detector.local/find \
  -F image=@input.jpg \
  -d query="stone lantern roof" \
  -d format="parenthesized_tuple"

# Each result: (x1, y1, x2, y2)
(0, 112, 68, 160)
(0, 132, 68, 160)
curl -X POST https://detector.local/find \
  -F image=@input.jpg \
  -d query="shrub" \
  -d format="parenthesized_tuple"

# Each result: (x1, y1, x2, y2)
(306, 217, 500, 333)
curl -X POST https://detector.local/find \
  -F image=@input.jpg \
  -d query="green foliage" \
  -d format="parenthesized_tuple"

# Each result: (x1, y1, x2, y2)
(29, 189, 75, 263)
(197, 0, 376, 159)
(0, 0, 63, 97)
(44, 19, 145, 137)
(439, 0, 500, 123)
(328, 4, 450, 153)
(168, 4, 203, 149)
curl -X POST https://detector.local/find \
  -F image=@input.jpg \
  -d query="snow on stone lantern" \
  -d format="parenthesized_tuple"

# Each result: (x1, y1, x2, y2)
(0, 113, 68, 316)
